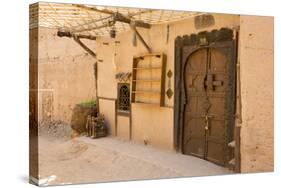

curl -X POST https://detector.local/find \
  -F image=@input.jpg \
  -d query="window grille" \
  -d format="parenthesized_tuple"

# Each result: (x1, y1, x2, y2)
(117, 83, 130, 113)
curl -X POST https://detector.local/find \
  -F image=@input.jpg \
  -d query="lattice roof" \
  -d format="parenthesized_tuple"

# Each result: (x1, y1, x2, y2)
(30, 2, 203, 36)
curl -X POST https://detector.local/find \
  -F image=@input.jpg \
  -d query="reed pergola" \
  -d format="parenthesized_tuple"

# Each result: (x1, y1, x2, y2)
(30, 2, 203, 55)
(29, 2, 204, 113)
(30, 2, 202, 37)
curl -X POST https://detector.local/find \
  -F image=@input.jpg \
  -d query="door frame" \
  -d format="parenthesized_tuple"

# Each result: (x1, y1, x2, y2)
(174, 28, 237, 160)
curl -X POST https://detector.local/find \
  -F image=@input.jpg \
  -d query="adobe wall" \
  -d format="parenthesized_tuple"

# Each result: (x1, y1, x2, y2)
(96, 13, 240, 150)
(239, 16, 274, 172)
(30, 13, 274, 173)
(33, 27, 96, 123)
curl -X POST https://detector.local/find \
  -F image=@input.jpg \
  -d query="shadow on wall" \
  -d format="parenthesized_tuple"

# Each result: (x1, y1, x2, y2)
(70, 100, 97, 135)
(38, 100, 98, 139)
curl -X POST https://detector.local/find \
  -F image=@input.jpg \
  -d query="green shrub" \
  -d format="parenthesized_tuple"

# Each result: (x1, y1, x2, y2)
(78, 100, 96, 108)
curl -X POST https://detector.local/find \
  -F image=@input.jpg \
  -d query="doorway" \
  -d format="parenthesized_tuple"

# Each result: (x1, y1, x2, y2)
(174, 28, 236, 166)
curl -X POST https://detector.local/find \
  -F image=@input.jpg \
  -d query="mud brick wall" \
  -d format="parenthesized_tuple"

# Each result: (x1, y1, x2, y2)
(96, 14, 240, 150)
(34, 27, 96, 123)
(239, 16, 274, 172)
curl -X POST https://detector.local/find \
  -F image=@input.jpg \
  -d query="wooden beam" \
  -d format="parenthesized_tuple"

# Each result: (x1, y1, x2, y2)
(130, 24, 152, 53)
(71, 15, 115, 33)
(73, 37, 96, 58)
(73, 4, 151, 29)
(57, 30, 96, 40)
(114, 12, 150, 29)
(57, 30, 96, 57)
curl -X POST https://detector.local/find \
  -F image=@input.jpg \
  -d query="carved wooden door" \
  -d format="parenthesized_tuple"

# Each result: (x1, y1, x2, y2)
(182, 41, 235, 166)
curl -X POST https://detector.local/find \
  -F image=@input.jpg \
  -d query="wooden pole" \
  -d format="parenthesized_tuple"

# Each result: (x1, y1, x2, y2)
(114, 12, 151, 29)
(57, 31, 96, 40)
(130, 24, 152, 53)
(73, 37, 96, 58)
(73, 4, 151, 29)
(57, 30, 96, 57)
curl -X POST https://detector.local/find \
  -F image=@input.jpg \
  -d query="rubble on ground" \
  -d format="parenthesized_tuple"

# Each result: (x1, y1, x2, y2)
(39, 120, 72, 140)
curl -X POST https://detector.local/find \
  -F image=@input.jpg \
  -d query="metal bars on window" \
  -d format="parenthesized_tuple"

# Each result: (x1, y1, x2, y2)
(117, 83, 130, 113)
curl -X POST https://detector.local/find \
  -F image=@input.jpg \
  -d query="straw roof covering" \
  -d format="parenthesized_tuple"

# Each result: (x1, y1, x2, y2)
(30, 2, 202, 36)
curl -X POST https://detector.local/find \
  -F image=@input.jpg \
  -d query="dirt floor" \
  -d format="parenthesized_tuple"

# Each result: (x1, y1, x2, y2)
(37, 125, 232, 186)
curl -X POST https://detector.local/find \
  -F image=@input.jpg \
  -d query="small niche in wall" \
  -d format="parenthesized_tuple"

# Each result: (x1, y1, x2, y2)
(131, 53, 166, 106)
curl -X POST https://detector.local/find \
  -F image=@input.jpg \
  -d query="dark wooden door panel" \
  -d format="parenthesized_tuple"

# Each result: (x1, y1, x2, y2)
(185, 138, 205, 158)
(207, 120, 225, 138)
(206, 141, 225, 164)
(174, 28, 236, 167)
(183, 48, 208, 158)
(182, 41, 235, 166)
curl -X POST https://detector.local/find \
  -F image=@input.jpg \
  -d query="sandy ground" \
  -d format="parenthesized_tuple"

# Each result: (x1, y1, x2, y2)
(37, 135, 231, 186)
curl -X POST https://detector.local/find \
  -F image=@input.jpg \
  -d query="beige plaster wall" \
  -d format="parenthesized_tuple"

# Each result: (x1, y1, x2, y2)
(131, 104, 174, 150)
(117, 115, 130, 140)
(96, 14, 240, 150)
(32, 13, 274, 172)
(239, 16, 274, 172)
(35, 27, 96, 123)
(99, 99, 116, 135)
